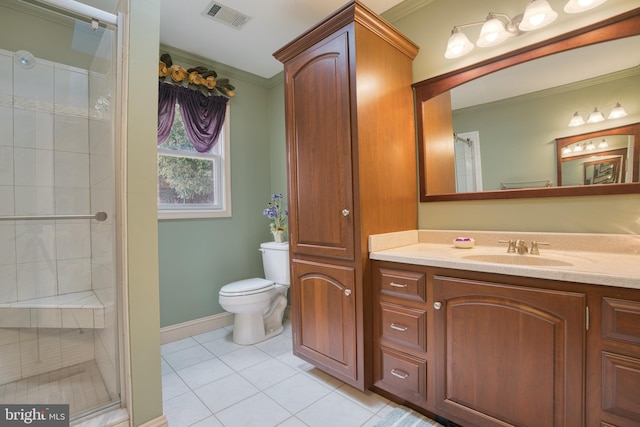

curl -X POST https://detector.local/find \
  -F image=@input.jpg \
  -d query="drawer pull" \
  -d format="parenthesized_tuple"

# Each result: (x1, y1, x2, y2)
(434, 301, 442, 310)
(389, 282, 408, 288)
(390, 323, 408, 332)
(390, 369, 409, 379)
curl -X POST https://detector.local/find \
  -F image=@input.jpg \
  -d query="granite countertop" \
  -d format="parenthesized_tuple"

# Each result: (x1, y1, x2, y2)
(369, 230, 640, 290)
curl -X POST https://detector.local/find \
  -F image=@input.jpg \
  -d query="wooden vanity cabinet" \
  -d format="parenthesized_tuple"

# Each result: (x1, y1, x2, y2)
(274, 1, 418, 389)
(587, 287, 640, 427)
(432, 273, 586, 427)
(372, 260, 589, 427)
(373, 265, 428, 407)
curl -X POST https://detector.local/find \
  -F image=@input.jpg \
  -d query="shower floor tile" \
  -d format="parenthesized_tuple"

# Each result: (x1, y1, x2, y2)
(0, 359, 117, 418)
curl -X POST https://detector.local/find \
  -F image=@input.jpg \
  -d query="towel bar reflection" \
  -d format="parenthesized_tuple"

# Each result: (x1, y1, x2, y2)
(0, 212, 108, 221)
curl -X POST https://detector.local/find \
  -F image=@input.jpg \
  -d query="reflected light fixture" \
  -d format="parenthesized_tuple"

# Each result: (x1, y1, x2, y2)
(564, 0, 608, 13)
(586, 140, 596, 150)
(587, 108, 605, 123)
(562, 146, 572, 155)
(445, 0, 607, 59)
(608, 102, 628, 119)
(598, 139, 609, 149)
(568, 111, 585, 127)
(573, 143, 584, 152)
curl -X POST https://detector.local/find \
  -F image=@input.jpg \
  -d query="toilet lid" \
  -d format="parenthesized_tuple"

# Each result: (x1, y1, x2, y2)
(219, 278, 275, 296)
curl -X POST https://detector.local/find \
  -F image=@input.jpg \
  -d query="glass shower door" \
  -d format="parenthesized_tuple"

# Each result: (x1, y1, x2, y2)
(0, 0, 120, 421)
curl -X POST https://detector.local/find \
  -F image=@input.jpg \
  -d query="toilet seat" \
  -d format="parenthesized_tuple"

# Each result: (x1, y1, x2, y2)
(219, 278, 275, 297)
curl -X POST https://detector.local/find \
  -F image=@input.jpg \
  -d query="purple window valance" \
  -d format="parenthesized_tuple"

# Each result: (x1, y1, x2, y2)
(158, 82, 229, 152)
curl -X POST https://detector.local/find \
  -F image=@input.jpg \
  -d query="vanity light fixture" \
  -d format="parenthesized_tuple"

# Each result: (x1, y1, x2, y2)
(598, 139, 609, 149)
(564, 0, 608, 13)
(573, 143, 584, 152)
(519, 0, 558, 31)
(587, 107, 605, 123)
(562, 146, 573, 155)
(445, 0, 606, 59)
(586, 140, 596, 150)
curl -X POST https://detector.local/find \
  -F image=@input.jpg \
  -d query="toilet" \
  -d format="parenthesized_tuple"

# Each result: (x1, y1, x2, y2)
(218, 241, 290, 345)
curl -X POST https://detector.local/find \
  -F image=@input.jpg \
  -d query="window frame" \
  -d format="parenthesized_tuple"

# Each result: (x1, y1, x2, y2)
(157, 103, 231, 220)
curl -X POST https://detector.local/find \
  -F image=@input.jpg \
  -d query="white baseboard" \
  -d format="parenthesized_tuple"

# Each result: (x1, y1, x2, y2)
(160, 306, 291, 344)
(160, 312, 234, 344)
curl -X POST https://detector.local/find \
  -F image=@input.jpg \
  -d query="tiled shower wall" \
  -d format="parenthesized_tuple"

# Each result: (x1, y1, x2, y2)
(0, 49, 93, 303)
(0, 47, 116, 393)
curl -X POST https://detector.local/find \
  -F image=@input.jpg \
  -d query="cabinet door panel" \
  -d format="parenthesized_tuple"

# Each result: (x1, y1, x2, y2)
(292, 259, 356, 381)
(285, 30, 354, 260)
(602, 352, 640, 422)
(433, 275, 585, 427)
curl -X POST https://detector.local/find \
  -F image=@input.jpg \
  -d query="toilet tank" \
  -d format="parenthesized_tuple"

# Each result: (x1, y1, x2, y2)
(260, 242, 290, 285)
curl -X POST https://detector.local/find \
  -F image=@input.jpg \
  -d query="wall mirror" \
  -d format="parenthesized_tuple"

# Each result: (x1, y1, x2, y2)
(413, 8, 640, 202)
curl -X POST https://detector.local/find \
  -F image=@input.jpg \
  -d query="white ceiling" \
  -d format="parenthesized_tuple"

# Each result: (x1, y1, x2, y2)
(159, 0, 405, 79)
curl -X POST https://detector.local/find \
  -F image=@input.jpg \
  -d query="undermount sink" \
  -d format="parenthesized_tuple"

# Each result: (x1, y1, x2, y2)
(462, 253, 574, 267)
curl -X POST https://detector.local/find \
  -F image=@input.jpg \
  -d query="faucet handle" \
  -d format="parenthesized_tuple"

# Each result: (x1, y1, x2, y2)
(530, 241, 549, 255)
(499, 239, 517, 253)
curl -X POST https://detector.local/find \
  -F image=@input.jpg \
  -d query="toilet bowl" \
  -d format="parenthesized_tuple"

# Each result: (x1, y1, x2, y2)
(218, 242, 289, 345)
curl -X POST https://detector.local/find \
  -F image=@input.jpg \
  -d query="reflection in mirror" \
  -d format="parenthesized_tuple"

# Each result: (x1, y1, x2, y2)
(413, 8, 640, 202)
(556, 123, 640, 186)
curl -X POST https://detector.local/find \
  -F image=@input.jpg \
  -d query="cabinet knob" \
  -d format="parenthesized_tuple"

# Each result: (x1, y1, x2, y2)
(344, 289, 352, 296)
(434, 301, 442, 310)
(342, 209, 350, 217)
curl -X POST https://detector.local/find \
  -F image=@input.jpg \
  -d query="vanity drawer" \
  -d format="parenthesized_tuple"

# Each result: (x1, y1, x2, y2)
(602, 297, 640, 346)
(379, 267, 426, 302)
(376, 346, 427, 405)
(602, 352, 640, 422)
(380, 302, 426, 353)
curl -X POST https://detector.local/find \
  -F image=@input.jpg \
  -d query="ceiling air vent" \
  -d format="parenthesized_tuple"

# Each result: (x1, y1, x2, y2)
(204, 2, 251, 30)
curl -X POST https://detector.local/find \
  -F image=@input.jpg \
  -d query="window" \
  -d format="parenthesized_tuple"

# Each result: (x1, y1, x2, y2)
(157, 104, 231, 219)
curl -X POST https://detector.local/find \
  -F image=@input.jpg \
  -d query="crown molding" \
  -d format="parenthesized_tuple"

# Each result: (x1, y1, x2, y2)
(381, 0, 438, 24)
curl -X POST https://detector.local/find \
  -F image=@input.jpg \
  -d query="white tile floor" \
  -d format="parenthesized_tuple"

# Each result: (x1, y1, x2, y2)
(161, 319, 404, 427)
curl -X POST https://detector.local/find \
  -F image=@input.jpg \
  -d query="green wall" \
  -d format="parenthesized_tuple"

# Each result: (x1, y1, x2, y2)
(385, 0, 640, 234)
(157, 47, 287, 327)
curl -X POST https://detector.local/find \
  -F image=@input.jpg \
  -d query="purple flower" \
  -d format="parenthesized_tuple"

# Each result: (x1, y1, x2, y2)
(263, 194, 287, 231)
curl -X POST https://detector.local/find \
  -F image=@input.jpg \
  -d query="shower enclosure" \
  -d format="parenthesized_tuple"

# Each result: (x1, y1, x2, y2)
(0, 0, 120, 421)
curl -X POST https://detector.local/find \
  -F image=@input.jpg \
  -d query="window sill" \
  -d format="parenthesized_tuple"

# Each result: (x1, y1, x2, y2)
(158, 209, 231, 220)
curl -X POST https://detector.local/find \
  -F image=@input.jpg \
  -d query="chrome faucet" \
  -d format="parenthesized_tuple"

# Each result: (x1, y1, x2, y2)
(500, 239, 550, 255)
(515, 239, 529, 254)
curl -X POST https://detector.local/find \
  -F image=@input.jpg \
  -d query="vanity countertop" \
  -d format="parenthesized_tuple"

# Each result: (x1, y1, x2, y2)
(369, 230, 640, 290)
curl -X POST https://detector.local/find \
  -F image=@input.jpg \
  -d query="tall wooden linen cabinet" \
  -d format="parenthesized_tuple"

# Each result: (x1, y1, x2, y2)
(274, 1, 419, 390)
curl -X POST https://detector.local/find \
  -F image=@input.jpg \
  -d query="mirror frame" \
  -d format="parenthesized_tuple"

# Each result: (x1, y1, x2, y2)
(556, 122, 640, 186)
(413, 7, 640, 202)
